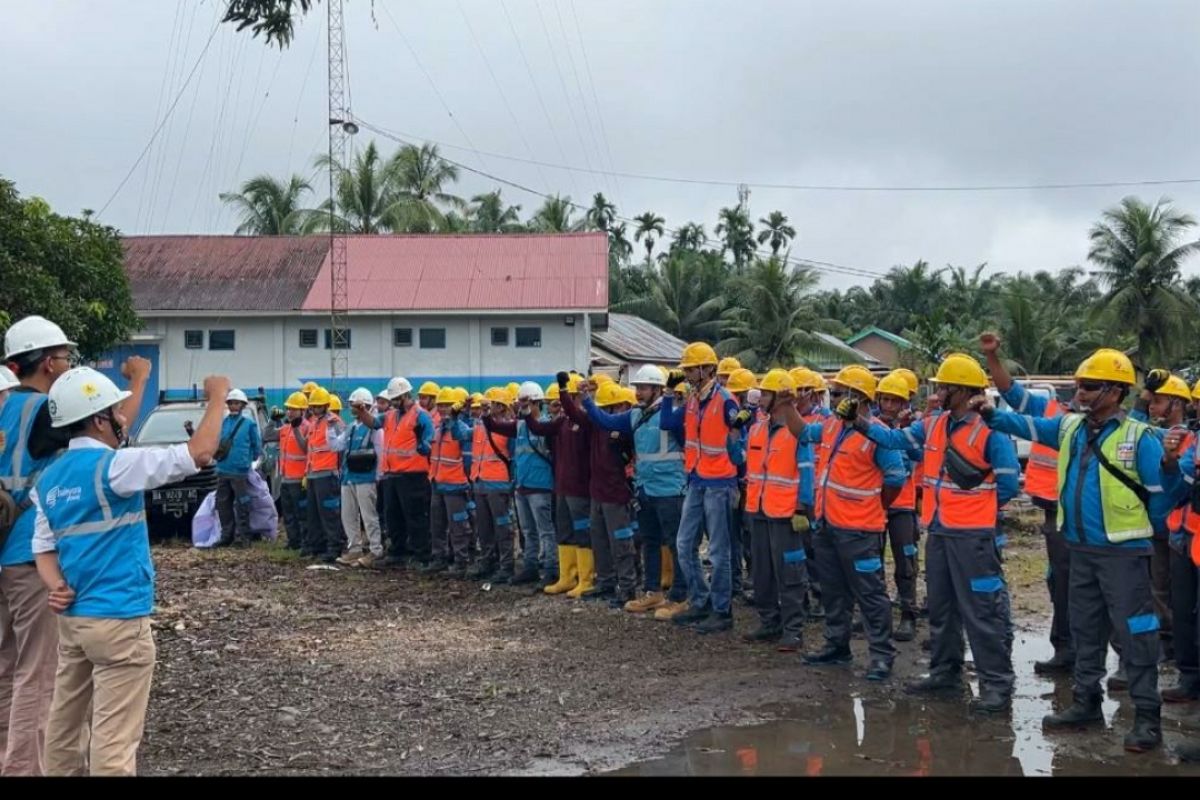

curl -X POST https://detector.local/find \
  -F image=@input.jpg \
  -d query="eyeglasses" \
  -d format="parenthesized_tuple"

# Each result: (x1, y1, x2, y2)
(1077, 380, 1107, 393)
(49, 354, 81, 368)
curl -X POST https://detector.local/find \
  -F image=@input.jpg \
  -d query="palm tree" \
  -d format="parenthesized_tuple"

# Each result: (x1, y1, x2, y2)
(468, 190, 523, 233)
(387, 143, 465, 233)
(585, 192, 617, 232)
(313, 141, 403, 233)
(756, 210, 796, 255)
(438, 211, 471, 233)
(612, 250, 729, 342)
(715, 206, 755, 271)
(529, 195, 578, 233)
(219, 173, 317, 235)
(718, 257, 860, 369)
(633, 211, 665, 263)
(1089, 196, 1200, 365)
(671, 222, 706, 253)
(608, 222, 634, 266)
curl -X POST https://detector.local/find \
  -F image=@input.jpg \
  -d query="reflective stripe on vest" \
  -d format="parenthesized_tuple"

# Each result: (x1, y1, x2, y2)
(1024, 398, 1062, 502)
(1055, 414, 1154, 543)
(279, 424, 307, 480)
(306, 417, 339, 474)
(816, 419, 886, 531)
(1168, 431, 1197, 535)
(431, 428, 467, 485)
(921, 412, 997, 532)
(471, 424, 510, 483)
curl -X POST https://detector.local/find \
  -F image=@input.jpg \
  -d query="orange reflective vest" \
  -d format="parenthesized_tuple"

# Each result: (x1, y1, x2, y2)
(1168, 430, 1198, 537)
(745, 420, 801, 519)
(471, 424, 511, 483)
(815, 418, 886, 532)
(684, 386, 738, 480)
(279, 422, 308, 481)
(922, 412, 997, 531)
(1024, 398, 1062, 503)
(306, 416, 339, 474)
(426, 408, 443, 477)
(431, 426, 467, 485)
(383, 405, 430, 474)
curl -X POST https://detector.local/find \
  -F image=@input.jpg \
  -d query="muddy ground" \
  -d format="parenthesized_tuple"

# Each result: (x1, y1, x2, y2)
(138, 505, 1199, 776)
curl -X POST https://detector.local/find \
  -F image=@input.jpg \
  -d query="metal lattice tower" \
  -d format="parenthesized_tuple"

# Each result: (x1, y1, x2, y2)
(326, 0, 350, 392)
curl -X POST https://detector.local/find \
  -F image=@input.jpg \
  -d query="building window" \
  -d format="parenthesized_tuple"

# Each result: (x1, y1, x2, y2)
(184, 330, 203, 349)
(324, 328, 351, 350)
(393, 327, 413, 347)
(419, 328, 446, 349)
(208, 330, 235, 351)
(491, 327, 509, 346)
(515, 327, 542, 348)
(298, 329, 318, 348)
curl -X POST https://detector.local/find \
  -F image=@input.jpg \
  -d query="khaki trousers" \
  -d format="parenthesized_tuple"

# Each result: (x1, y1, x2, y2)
(0, 564, 58, 776)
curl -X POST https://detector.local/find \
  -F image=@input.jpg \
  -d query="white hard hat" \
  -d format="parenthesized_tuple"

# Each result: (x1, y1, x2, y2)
(349, 387, 374, 405)
(47, 367, 130, 428)
(226, 389, 248, 404)
(631, 364, 667, 387)
(518, 381, 544, 402)
(4, 315, 77, 361)
(386, 376, 413, 400)
(0, 365, 19, 391)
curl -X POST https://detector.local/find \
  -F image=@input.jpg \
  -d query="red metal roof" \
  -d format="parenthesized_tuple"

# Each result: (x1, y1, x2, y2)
(123, 236, 330, 312)
(301, 233, 609, 312)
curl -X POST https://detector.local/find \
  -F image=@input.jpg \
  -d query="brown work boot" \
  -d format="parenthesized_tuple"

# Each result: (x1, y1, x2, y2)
(355, 553, 379, 569)
(336, 551, 361, 566)
(624, 591, 666, 614)
(653, 600, 690, 621)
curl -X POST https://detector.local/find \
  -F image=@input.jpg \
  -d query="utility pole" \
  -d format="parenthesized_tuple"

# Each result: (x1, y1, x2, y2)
(326, 0, 354, 392)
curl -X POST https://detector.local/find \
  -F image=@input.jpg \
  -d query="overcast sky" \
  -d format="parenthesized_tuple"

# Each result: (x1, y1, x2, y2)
(4, 0, 1199, 290)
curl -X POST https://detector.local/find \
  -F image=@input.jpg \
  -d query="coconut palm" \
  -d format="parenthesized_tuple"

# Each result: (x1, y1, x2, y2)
(671, 222, 707, 253)
(313, 141, 404, 233)
(612, 250, 729, 342)
(585, 192, 617, 232)
(755, 210, 796, 255)
(468, 190, 523, 233)
(529, 195, 578, 233)
(715, 205, 755, 271)
(219, 173, 317, 235)
(387, 143, 465, 233)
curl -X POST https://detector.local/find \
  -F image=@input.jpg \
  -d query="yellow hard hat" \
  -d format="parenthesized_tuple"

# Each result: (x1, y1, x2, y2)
(726, 368, 757, 394)
(789, 367, 823, 391)
(565, 373, 584, 394)
(471, 392, 486, 408)
(676, 382, 690, 398)
(506, 382, 521, 397)
(892, 368, 920, 396)
(285, 391, 309, 410)
(486, 386, 511, 406)
(759, 368, 795, 394)
(717, 356, 742, 377)
(329, 394, 342, 413)
(930, 353, 989, 389)
(813, 373, 829, 392)
(595, 382, 625, 408)
(621, 387, 638, 405)
(545, 383, 561, 401)
(1154, 374, 1192, 402)
(590, 374, 615, 387)
(877, 372, 912, 400)
(301, 381, 319, 396)
(453, 388, 469, 405)
(680, 342, 719, 369)
(419, 381, 440, 397)
(435, 387, 456, 406)
(832, 365, 878, 401)
(308, 386, 331, 407)
(1075, 348, 1136, 386)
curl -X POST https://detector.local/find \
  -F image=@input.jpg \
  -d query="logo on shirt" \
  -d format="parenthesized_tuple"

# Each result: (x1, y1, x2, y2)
(1116, 442, 1136, 466)
(44, 485, 82, 508)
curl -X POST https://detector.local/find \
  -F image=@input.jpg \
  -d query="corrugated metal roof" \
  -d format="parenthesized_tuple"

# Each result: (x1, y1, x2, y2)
(122, 236, 329, 312)
(796, 331, 882, 372)
(592, 313, 686, 363)
(301, 233, 608, 311)
(846, 325, 913, 349)
(122, 233, 608, 313)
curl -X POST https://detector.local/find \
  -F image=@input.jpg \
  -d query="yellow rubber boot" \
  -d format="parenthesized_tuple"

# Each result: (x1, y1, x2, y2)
(566, 547, 596, 599)
(544, 546, 579, 595)
(660, 546, 674, 591)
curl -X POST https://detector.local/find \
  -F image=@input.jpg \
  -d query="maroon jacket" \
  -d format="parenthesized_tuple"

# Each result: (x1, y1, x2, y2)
(559, 391, 632, 506)
(525, 407, 591, 500)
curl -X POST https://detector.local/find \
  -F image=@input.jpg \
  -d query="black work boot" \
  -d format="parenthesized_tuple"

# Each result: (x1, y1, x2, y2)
(1033, 649, 1075, 676)
(511, 565, 540, 585)
(776, 633, 803, 653)
(905, 672, 966, 695)
(672, 603, 711, 626)
(865, 659, 892, 681)
(1123, 708, 1162, 753)
(1176, 740, 1200, 762)
(1162, 674, 1200, 704)
(1107, 662, 1129, 692)
(893, 615, 916, 643)
(969, 689, 1012, 715)
(1042, 692, 1103, 729)
(466, 560, 495, 580)
(694, 611, 734, 635)
(742, 625, 782, 644)
(802, 645, 853, 666)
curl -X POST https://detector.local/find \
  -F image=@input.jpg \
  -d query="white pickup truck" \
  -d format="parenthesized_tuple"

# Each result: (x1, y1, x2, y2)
(986, 382, 1057, 464)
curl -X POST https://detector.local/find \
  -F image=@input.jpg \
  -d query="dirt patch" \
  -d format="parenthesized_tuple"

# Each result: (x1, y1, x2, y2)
(141, 519, 1056, 776)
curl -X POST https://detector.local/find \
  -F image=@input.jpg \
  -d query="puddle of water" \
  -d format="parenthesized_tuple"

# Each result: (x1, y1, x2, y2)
(611, 628, 1200, 776)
